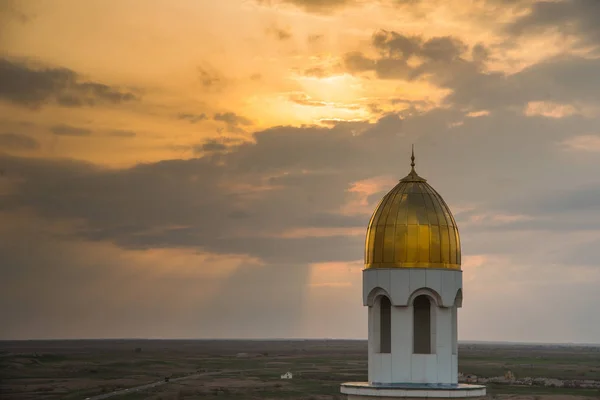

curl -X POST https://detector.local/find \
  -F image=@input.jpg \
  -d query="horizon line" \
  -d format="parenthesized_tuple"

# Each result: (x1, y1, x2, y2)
(1, 338, 599, 346)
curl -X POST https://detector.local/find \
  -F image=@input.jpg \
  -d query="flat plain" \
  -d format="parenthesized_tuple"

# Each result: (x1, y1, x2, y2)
(1, 340, 599, 400)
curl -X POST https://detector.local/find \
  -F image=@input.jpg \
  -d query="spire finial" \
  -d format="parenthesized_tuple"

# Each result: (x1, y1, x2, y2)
(400, 144, 426, 182)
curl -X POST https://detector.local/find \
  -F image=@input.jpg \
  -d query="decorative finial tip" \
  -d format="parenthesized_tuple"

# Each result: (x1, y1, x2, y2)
(410, 144, 415, 168)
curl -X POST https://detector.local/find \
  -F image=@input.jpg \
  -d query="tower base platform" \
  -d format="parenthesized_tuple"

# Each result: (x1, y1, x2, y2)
(340, 382, 486, 399)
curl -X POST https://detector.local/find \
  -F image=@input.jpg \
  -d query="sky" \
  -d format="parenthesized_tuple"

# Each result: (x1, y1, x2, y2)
(1, 0, 600, 343)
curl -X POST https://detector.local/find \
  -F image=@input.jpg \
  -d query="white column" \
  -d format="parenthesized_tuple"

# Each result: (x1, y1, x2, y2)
(391, 305, 412, 383)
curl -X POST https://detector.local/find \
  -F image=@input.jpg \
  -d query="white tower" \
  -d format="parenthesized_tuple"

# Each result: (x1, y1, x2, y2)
(341, 149, 486, 399)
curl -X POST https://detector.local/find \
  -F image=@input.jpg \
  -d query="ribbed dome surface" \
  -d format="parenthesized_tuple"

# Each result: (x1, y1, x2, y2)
(364, 156, 461, 270)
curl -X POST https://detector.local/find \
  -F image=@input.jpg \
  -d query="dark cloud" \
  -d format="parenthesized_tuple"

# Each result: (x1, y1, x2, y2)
(3, 101, 600, 341)
(177, 112, 207, 123)
(446, 55, 600, 109)
(458, 178, 600, 237)
(0, 114, 405, 263)
(267, 25, 292, 40)
(257, 0, 355, 13)
(0, 150, 366, 264)
(7, 106, 596, 261)
(507, 0, 600, 48)
(0, 132, 39, 150)
(344, 31, 480, 84)
(344, 30, 600, 111)
(50, 124, 92, 137)
(344, 51, 377, 73)
(0, 58, 139, 109)
(302, 67, 328, 78)
(213, 112, 253, 133)
(108, 129, 136, 138)
(471, 43, 490, 64)
(0, 0, 32, 24)
(214, 112, 253, 126)
(194, 139, 228, 154)
(198, 66, 225, 89)
(258, 0, 530, 15)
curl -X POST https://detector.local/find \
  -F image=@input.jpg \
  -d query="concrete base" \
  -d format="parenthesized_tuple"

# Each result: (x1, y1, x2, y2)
(340, 382, 486, 399)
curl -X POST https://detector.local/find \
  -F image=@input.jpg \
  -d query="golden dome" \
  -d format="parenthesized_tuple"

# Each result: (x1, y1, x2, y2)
(365, 149, 461, 270)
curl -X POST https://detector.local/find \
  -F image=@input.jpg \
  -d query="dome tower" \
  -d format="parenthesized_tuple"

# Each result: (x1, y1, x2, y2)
(365, 148, 460, 270)
(341, 148, 486, 400)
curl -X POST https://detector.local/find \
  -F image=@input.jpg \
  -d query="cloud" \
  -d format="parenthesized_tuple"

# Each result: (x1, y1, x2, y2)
(197, 66, 225, 90)
(213, 112, 253, 133)
(343, 31, 481, 83)
(257, 0, 356, 13)
(214, 112, 253, 126)
(343, 30, 600, 113)
(50, 124, 92, 137)
(463, 212, 535, 227)
(0, 58, 139, 109)
(0, 113, 407, 265)
(4, 0, 600, 343)
(465, 110, 490, 118)
(524, 101, 579, 118)
(177, 113, 207, 123)
(0, 210, 311, 340)
(267, 25, 292, 40)
(0, 133, 40, 150)
(194, 139, 228, 154)
(449, 55, 600, 110)
(302, 67, 328, 78)
(289, 93, 328, 107)
(560, 134, 600, 152)
(8, 105, 593, 265)
(3, 102, 600, 341)
(0, 0, 32, 25)
(108, 129, 136, 138)
(507, 0, 600, 48)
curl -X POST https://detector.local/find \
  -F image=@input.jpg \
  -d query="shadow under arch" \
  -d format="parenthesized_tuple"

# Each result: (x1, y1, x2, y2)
(407, 287, 442, 307)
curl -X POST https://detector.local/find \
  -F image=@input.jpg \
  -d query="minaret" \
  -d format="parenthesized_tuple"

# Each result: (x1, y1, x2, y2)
(341, 148, 486, 399)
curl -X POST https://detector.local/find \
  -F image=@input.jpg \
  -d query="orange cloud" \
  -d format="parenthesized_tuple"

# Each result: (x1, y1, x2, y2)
(560, 135, 600, 152)
(341, 175, 398, 215)
(462, 255, 487, 269)
(466, 212, 534, 225)
(278, 227, 364, 238)
(308, 260, 363, 289)
(465, 110, 489, 118)
(524, 101, 578, 118)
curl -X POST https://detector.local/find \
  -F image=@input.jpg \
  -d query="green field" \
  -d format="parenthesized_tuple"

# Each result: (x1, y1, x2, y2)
(1, 340, 599, 399)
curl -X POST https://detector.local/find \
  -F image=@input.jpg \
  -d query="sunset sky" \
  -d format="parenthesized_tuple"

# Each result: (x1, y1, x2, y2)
(2, 0, 600, 343)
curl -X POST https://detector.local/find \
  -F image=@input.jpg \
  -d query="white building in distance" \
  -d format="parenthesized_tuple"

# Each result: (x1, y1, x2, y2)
(341, 149, 486, 400)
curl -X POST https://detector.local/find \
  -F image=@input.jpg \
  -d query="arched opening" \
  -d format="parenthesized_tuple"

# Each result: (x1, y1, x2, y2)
(413, 295, 433, 354)
(379, 296, 391, 353)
